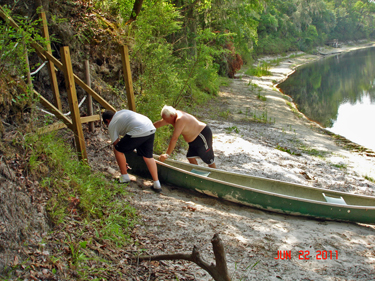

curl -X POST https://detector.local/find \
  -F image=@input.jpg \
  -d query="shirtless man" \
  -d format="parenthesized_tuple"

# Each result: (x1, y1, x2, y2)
(153, 105, 216, 168)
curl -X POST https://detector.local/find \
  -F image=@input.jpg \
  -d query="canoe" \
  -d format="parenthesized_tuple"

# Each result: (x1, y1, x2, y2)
(125, 151, 375, 224)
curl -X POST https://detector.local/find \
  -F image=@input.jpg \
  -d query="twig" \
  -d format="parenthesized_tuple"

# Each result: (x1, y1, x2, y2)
(1, 120, 11, 126)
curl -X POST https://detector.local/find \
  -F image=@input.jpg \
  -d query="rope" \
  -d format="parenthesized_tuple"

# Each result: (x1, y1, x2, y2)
(38, 95, 87, 117)
(30, 61, 48, 76)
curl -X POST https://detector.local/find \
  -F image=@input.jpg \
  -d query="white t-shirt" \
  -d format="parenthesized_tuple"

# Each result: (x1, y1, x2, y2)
(108, 110, 156, 143)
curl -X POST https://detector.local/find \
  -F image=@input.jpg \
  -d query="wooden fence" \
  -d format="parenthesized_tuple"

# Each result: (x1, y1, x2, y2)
(0, 6, 136, 162)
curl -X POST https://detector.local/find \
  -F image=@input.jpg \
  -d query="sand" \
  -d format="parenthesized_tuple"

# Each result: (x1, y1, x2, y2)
(95, 42, 375, 280)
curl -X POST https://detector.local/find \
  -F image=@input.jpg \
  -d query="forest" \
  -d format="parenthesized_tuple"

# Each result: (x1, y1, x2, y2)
(1, 0, 375, 279)
(1, 0, 375, 129)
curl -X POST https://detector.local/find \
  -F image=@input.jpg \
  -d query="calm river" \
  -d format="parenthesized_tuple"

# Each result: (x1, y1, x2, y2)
(278, 47, 375, 151)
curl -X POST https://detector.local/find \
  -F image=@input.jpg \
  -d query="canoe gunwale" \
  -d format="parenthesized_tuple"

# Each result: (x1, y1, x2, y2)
(157, 159, 375, 210)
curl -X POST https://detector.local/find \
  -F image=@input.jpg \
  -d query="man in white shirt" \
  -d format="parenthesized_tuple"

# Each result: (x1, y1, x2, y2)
(102, 110, 161, 192)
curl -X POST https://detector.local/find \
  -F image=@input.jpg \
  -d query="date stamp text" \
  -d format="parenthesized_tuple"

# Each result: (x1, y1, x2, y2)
(274, 250, 339, 260)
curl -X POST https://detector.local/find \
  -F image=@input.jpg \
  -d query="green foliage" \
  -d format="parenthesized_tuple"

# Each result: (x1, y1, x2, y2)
(219, 109, 231, 119)
(225, 126, 240, 134)
(255, 34, 297, 54)
(298, 144, 329, 158)
(365, 175, 374, 183)
(0, 6, 48, 78)
(246, 61, 272, 76)
(25, 132, 137, 245)
(332, 163, 348, 169)
(0, 6, 51, 114)
(257, 93, 267, 101)
(276, 144, 296, 155)
(255, 0, 375, 55)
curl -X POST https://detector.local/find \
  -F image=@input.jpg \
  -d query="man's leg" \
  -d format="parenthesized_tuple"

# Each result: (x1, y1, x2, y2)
(114, 147, 128, 174)
(188, 157, 198, 165)
(143, 156, 158, 181)
(114, 147, 131, 183)
(143, 157, 162, 192)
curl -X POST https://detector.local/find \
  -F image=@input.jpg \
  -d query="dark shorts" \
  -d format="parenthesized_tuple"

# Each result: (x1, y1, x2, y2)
(115, 133, 155, 158)
(186, 125, 215, 165)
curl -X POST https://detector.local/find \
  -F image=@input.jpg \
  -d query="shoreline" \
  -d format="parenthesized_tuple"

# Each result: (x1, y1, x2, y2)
(250, 41, 375, 155)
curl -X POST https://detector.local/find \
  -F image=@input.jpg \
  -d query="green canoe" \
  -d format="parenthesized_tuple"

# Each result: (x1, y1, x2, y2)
(125, 152, 375, 224)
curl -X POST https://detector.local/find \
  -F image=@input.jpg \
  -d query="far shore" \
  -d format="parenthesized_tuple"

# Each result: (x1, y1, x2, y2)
(254, 40, 375, 86)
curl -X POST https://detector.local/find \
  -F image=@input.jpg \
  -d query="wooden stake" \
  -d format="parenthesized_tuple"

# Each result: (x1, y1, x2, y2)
(120, 45, 136, 111)
(85, 60, 94, 132)
(40, 12, 62, 111)
(60, 46, 87, 161)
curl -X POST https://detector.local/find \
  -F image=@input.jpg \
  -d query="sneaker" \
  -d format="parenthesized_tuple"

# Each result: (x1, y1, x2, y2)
(151, 185, 162, 193)
(119, 174, 131, 183)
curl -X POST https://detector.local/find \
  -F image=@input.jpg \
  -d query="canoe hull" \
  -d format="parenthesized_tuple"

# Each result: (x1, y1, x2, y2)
(125, 152, 375, 224)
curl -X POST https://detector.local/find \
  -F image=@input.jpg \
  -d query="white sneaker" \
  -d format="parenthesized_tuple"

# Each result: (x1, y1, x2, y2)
(119, 174, 131, 183)
(152, 180, 162, 193)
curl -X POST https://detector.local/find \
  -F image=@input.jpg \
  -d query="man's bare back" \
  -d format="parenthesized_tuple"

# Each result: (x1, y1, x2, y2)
(174, 111, 206, 143)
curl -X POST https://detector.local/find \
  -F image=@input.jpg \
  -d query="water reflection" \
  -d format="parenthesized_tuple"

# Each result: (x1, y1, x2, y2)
(278, 47, 375, 150)
(328, 94, 375, 151)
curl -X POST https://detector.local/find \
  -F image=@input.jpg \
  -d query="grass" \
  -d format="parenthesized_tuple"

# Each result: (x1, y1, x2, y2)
(20, 132, 138, 278)
(219, 109, 231, 119)
(276, 145, 296, 155)
(225, 126, 240, 134)
(245, 61, 272, 77)
(298, 144, 329, 158)
(332, 163, 348, 170)
(257, 93, 267, 101)
(240, 108, 275, 124)
(365, 175, 375, 183)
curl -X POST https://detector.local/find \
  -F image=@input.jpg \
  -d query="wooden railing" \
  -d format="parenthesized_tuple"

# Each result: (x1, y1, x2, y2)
(0, 6, 136, 161)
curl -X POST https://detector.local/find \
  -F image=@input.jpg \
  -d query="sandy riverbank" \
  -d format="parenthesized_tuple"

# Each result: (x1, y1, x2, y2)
(91, 41, 375, 280)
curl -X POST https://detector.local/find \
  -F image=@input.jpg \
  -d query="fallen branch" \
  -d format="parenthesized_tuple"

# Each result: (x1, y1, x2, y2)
(134, 233, 231, 281)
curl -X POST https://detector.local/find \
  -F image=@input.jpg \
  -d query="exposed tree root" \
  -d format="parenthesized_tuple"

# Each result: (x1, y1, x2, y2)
(134, 233, 231, 281)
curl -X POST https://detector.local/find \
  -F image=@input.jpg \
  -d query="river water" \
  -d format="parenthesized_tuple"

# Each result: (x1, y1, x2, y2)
(277, 47, 375, 151)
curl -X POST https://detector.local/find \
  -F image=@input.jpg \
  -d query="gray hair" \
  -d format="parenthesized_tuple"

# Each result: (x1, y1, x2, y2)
(161, 105, 177, 118)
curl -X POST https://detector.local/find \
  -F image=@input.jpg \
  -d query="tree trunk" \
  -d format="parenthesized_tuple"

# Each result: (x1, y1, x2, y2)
(125, 0, 144, 25)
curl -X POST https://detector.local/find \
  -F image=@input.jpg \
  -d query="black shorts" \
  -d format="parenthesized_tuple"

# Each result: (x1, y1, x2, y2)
(114, 133, 155, 158)
(186, 126, 215, 165)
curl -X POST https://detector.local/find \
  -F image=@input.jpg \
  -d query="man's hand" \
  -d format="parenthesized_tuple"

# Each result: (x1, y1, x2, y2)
(159, 154, 169, 162)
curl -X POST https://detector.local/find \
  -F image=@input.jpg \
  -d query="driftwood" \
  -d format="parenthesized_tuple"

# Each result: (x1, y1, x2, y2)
(134, 233, 231, 281)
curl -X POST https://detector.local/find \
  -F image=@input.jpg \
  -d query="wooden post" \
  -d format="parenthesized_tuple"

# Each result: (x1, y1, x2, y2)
(40, 12, 62, 111)
(60, 46, 87, 161)
(120, 45, 136, 111)
(84, 60, 94, 132)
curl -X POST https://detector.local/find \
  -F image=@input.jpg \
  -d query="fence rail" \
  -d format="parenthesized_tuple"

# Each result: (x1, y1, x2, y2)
(0, 6, 136, 161)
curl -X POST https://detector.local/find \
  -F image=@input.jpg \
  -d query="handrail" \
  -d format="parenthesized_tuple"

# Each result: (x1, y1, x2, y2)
(0, 6, 117, 112)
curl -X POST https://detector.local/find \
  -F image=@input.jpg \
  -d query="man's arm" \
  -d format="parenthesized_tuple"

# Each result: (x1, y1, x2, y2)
(159, 119, 185, 162)
(153, 119, 168, 128)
